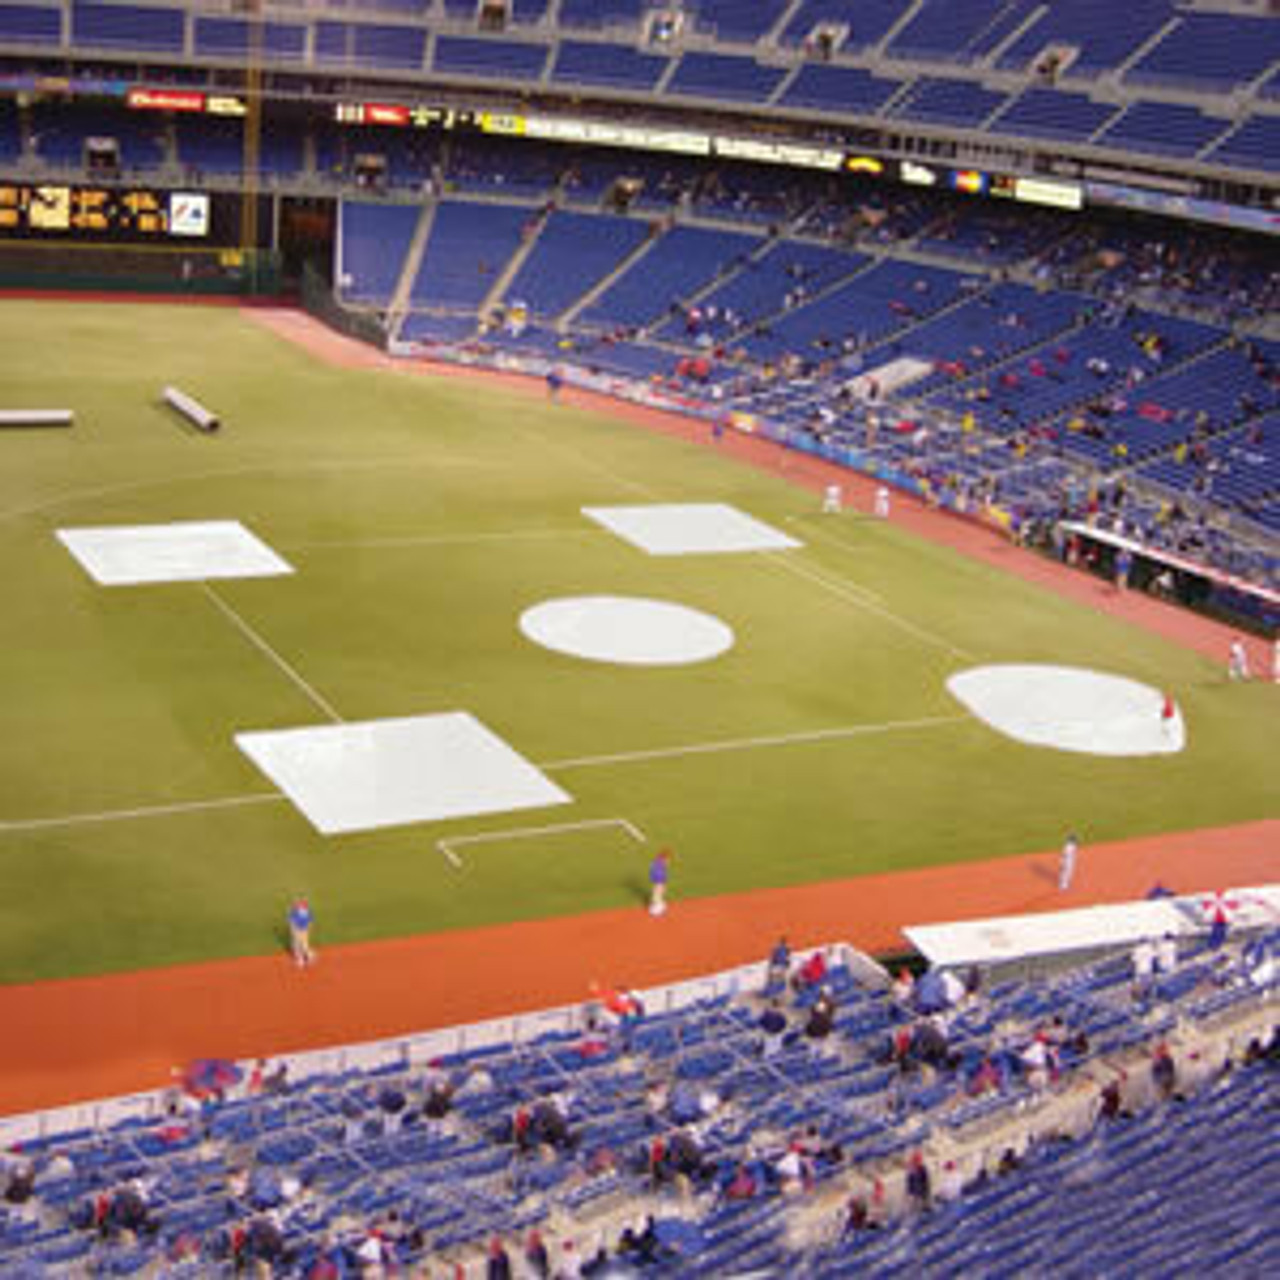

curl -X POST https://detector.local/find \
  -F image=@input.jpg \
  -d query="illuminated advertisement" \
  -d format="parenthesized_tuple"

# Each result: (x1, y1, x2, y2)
(899, 160, 938, 187)
(950, 169, 988, 195)
(169, 192, 210, 237)
(1014, 176, 1083, 210)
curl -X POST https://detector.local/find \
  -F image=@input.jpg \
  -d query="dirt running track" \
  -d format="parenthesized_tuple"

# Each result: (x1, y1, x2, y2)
(1, 306, 1275, 1120)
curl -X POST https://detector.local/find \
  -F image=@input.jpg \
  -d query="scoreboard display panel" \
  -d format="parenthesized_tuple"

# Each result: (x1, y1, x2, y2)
(0, 185, 211, 238)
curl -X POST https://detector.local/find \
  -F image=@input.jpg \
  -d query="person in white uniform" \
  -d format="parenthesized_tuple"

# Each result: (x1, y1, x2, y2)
(875, 485, 891, 519)
(822, 483, 842, 514)
(1227, 637, 1250, 681)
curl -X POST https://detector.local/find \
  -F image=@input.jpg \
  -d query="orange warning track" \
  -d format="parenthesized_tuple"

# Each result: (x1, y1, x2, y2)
(2, 820, 1276, 1118)
(2, 307, 1274, 1121)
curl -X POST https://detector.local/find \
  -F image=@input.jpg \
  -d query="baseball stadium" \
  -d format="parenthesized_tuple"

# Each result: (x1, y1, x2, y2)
(0, 0, 1277, 1274)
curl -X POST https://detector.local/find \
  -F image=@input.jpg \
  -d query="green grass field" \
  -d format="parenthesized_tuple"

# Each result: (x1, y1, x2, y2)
(0, 301, 1274, 984)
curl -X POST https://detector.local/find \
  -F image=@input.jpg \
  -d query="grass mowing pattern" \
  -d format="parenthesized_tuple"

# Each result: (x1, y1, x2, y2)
(0, 301, 1275, 983)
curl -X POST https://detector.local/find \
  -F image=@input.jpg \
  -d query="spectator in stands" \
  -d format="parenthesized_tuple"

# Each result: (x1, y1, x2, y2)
(1156, 934, 1179, 975)
(524, 1229, 551, 1278)
(804, 986, 838, 1049)
(3, 1158, 35, 1206)
(1131, 938, 1158, 1000)
(890, 967, 915, 1006)
(905, 1152, 932, 1212)
(422, 1070, 454, 1121)
(759, 1000, 788, 1059)
(767, 936, 791, 990)
(723, 1161, 758, 1202)
(1152, 1043, 1178, 1101)
(774, 1144, 812, 1196)
(793, 949, 828, 992)
(1099, 1072, 1130, 1122)
(1020, 1033, 1057, 1090)
(486, 1235, 513, 1280)
(936, 1159, 964, 1204)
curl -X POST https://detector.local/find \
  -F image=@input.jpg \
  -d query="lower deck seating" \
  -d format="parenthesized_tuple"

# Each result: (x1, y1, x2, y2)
(0, 928, 1274, 1276)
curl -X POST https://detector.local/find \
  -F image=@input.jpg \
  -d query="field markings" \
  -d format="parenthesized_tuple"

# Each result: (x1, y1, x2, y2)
(538, 714, 967, 772)
(763, 552, 974, 661)
(437, 816, 645, 869)
(0, 718, 969, 838)
(782, 517, 886, 602)
(0, 793, 284, 835)
(280, 527, 599, 553)
(200, 583, 345, 724)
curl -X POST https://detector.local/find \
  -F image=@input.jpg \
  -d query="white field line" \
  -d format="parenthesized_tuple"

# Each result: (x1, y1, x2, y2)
(0, 792, 284, 834)
(764, 552, 973, 660)
(0, 454, 494, 525)
(201, 583, 345, 724)
(782, 518, 886, 603)
(281, 528, 599, 552)
(437, 816, 646, 869)
(538, 714, 967, 771)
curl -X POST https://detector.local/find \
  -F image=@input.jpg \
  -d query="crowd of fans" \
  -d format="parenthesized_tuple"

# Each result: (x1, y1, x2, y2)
(1, 924, 1274, 1276)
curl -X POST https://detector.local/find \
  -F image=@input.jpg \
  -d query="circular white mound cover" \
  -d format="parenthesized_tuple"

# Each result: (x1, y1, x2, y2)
(520, 596, 734, 667)
(947, 664, 1185, 757)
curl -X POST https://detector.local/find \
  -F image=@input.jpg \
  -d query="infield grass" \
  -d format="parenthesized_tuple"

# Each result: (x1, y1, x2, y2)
(0, 301, 1275, 982)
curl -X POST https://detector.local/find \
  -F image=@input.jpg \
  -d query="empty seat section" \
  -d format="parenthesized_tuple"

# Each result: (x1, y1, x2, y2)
(315, 22, 427, 69)
(778, 65, 902, 113)
(1128, 13, 1280, 90)
(0, 2, 61, 44)
(447, 136, 564, 197)
(743, 260, 974, 362)
(557, 0, 643, 30)
(193, 17, 306, 61)
(501, 211, 651, 318)
(655, 240, 866, 341)
(1207, 116, 1280, 174)
(1098, 102, 1231, 158)
(990, 88, 1118, 141)
(30, 104, 166, 171)
(996, 0, 1173, 76)
(0, 100, 18, 162)
(779, 0, 911, 51)
(581, 225, 760, 329)
(410, 201, 534, 310)
(892, 77, 1008, 127)
(71, 1, 183, 51)
(888, 0, 1032, 60)
(687, 0, 789, 44)
(433, 36, 549, 79)
(339, 202, 420, 304)
(666, 52, 786, 103)
(551, 39, 667, 89)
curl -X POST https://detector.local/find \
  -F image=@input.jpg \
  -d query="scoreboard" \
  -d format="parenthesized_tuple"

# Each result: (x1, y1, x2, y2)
(0, 185, 210, 237)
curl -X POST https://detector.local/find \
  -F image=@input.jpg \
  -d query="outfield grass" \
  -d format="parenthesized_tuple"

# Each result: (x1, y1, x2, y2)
(0, 301, 1275, 983)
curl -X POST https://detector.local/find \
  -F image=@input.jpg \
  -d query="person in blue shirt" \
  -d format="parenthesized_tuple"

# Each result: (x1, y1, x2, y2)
(288, 897, 315, 966)
(648, 849, 671, 917)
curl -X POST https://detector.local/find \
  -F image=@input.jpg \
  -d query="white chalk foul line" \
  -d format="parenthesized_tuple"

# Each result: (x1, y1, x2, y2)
(437, 816, 646, 869)
(764, 552, 973, 660)
(0, 793, 284, 834)
(201, 583, 345, 724)
(538, 715, 967, 771)
(783, 519, 885, 603)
